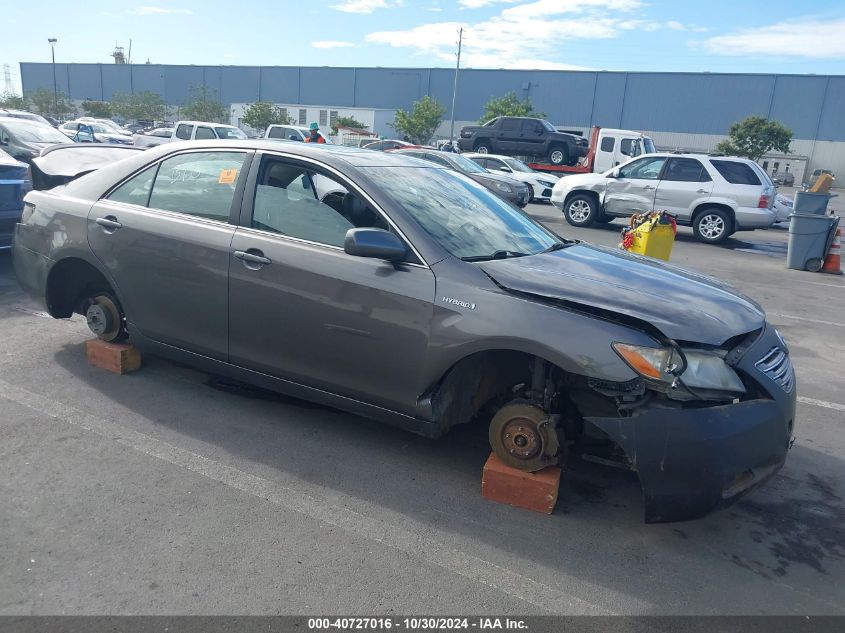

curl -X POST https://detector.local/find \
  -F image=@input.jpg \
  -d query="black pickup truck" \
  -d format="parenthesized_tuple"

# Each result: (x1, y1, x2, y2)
(457, 117, 589, 166)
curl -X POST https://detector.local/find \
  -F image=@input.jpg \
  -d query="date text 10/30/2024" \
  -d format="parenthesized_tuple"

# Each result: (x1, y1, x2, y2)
(308, 617, 528, 630)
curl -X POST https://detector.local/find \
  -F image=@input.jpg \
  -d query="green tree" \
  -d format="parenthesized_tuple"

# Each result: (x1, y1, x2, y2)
(81, 100, 112, 118)
(479, 92, 545, 124)
(715, 116, 792, 162)
(111, 91, 167, 122)
(241, 102, 291, 135)
(331, 115, 368, 134)
(181, 85, 227, 123)
(390, 96, 445, 144)
(0, 92, 30, 110)
(27, 88, 74, 118)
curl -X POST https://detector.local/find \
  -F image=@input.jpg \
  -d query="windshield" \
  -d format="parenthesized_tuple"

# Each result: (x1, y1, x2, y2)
(362, 166, 558, 260)
(504, 158, 534, 173)
(643, 137, 656, 154)
(2, 120, 69, 144)
(541, 119, 556, 132)
(216, 126, 248, 139)
(447, 153, 486, 174)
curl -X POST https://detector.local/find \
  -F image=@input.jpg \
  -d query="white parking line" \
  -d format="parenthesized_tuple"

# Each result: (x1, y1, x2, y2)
(769, 313, 845, 328)
(797, 396, 845, 412)
(0, 378, 613, 616)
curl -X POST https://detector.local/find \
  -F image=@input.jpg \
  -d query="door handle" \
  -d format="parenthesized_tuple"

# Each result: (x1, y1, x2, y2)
(643, 185, 655, 190)
(234, 250, 272, 266)
(95, 216, 122, 230)
(697, 189, 708, 194)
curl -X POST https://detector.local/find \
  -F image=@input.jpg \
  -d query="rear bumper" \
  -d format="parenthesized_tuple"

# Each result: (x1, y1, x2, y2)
(12, 230, 52, 305)
(587, 325, 796, 523)
(735, 206, 776, 230)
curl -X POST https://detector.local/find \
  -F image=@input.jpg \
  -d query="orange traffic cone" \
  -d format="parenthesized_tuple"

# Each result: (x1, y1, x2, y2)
(821, 226, 842, 275)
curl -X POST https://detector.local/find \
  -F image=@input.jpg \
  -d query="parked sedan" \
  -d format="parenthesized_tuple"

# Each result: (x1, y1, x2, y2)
(0, 148, 31, 249)
(463, 153, 559, 202)
(551, 153, 776, 243)
(393, 148, 530, 208)
(0, 117, 73, 163)
(59, 121, 133, 145)
(14, 141, 796, 522)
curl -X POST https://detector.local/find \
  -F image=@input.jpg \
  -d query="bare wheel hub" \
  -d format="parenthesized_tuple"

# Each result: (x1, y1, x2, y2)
(501, 419, 541, 460)
(85, 295, 123, 342)
(489, 402, 561, 472)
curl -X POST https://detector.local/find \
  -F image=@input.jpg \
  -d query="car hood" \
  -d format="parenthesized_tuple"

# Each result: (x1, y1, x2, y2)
(478, 243, 765, 346)
(553, 172, 606, 190)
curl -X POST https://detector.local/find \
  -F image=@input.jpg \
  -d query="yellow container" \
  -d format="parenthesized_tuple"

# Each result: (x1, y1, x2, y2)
(627, 222, 675, 261)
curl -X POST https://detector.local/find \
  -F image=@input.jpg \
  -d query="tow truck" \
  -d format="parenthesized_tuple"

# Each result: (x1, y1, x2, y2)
(527, 127, 656, 175)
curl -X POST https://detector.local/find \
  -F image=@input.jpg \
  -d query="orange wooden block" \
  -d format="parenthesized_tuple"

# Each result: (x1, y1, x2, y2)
(482, 453, 561, 514)
(85, 339, 141, 375)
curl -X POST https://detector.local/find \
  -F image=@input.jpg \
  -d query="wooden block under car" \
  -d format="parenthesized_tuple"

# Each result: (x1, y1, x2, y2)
(85, 339, 141, 375)
(481, 453, 561, 514)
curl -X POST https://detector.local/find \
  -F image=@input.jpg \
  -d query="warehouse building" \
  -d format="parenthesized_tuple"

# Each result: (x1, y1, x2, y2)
(19, 63, 845, 185)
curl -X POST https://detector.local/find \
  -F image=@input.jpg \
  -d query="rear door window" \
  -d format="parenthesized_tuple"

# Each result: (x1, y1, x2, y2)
(502, 119, 520, 132)
(146, 151, 248, 222)
(710, 160, 761, 185)
(662, 157, 711, 182)
(194, 126, 216, 140)
(107, 165, 158, 207)
(175, 124, 192, 140)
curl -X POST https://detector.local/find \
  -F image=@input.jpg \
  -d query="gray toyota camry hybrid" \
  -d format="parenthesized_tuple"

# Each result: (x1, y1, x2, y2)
(12, 140, 796, 522)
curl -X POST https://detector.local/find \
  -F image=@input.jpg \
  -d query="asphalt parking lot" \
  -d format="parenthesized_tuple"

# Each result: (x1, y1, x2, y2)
(1, 203, 844, 616)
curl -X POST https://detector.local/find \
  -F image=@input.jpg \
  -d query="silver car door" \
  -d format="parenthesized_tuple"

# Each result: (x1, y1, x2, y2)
(604, 156, 666, 217)
(654, 157, 713, 220)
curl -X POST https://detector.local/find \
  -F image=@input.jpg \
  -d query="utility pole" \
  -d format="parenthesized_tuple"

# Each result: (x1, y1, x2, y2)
(48, 38, 58, 118)
(448, 27, 463, 145)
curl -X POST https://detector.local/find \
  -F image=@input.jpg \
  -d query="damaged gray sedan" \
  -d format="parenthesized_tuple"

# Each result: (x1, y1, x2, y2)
(13, 141, 796, 522)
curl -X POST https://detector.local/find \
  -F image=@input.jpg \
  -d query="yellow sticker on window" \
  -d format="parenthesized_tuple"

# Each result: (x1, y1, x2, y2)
(218, 169, 238, 184)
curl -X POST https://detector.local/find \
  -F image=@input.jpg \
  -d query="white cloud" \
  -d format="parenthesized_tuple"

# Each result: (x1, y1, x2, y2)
(428, 6, 443, 10)
(312, 40, 356, 49)
(130, 5, 192, 15)
(458, 0, 516, 8)
(366, 0, 647, 69)
(666, 20, 708, 32)
(666, 20, 685, 30)
(702, 18, 845, 58)
(330, 0, 400, 13)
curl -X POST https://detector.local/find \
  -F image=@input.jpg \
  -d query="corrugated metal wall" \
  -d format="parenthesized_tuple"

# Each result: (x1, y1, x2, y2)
(19, 63, 845, 141)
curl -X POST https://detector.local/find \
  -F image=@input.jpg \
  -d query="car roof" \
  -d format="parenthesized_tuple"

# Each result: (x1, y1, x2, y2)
(59, 139, 447, 201)
(641, 152, 757, 164)
(463, 153, 514, 160)
(175, 121, 238, 128)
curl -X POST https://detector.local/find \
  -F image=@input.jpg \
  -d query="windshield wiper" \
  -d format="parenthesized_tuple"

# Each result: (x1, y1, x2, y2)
(540, 240, 576, 254)
(461, 250, 529, 262)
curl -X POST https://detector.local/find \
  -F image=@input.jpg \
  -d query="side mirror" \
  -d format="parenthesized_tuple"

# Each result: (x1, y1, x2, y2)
(344, 228, 407, 262)
(0, 137, 7, 146)
(289, 135, 301, 141)
(498, 166, 512, 173)
(610, 167, 621, 178)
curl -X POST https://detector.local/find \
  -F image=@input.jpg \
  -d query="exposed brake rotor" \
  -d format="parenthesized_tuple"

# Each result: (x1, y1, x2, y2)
(489, 402, 561, 472)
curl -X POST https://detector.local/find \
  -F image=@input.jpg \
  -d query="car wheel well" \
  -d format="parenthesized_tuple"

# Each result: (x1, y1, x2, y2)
(692, 203, 735, 226)
(473, 138, 491, 151)
(565, 190, 599, 208)
(46, 258, 113, 319)
(423, 350, 614, 436)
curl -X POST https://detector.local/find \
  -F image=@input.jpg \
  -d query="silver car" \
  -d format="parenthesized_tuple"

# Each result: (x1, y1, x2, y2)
(551, 153, 776, 243)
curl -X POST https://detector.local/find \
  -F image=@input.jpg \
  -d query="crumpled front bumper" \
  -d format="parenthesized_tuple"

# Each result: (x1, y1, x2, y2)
(587, 325, 796, 523)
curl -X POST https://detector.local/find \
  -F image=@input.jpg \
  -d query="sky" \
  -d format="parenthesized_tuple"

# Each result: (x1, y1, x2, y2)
(2, 0, 845, 94)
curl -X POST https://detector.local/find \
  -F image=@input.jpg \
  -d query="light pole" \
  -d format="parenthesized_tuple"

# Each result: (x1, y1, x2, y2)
(448, 27, 463, 146)
(48, 38, 58, 119)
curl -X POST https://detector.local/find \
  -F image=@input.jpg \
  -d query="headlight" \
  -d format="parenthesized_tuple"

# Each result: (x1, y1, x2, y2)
(537, 180, 556, 188)
(613, 343, 677, 380)
(681, 350, 746, 393)
(494, 182, 513, 193)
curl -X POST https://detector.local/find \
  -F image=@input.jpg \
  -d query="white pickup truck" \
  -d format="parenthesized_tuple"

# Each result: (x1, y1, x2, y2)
(133, 121, 248, 148)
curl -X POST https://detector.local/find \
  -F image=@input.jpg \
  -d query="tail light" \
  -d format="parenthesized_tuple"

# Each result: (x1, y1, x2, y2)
(758, 194, 770, 208)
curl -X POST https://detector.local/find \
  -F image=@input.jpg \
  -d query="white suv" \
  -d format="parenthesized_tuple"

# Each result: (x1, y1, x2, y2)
(551, 153, 776, 243)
